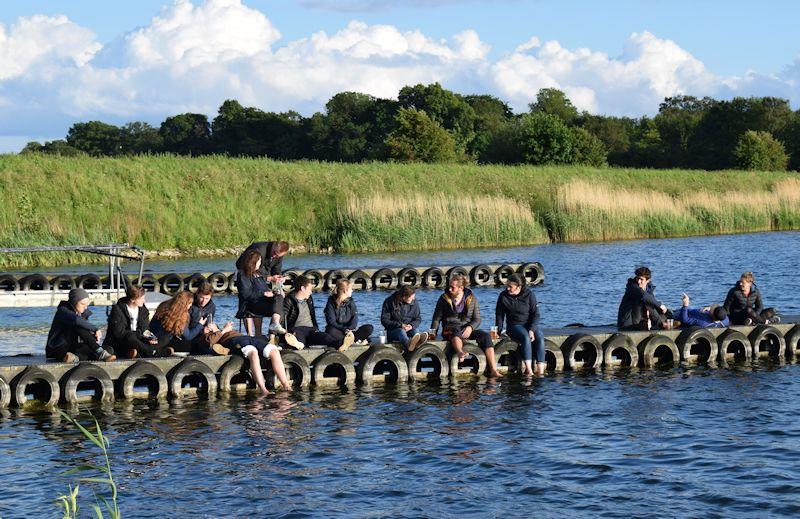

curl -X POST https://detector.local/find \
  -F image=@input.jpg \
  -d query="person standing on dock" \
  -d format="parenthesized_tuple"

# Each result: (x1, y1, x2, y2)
(617, 267, 669, 330)
(495, 274, 543, 377)
(46, 288, 117, 363)
(381, 286, 428, 352)
(236, 249, 288, 337)
(723, 272, 780, 325)
(104, 285, 165, 358)
(324, 279, 374, 351)
(430, 274, 500, 377)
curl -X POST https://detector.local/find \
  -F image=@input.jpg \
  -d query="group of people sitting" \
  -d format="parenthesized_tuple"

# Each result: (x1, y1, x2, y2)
(44, 240, 782, 389)
(617, 267, 780, 330)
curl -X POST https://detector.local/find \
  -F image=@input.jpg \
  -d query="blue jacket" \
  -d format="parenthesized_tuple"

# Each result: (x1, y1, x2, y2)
(495, 288, 539, 331)
(149, 314, 204, 344)
(678, 306, 729, 328)
(381, 293, 422, 331)
(324, 296, 359, 332)
(189, 299, 216, 329)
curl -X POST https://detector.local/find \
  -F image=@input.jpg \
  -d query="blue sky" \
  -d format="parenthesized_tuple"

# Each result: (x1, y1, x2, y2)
(1, 0, 799, 151)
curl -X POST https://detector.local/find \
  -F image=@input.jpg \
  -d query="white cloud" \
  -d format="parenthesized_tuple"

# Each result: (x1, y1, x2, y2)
(1, 0, 799, 151)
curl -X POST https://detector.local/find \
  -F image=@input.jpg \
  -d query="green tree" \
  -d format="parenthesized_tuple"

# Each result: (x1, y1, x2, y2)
(570, 127, 607, 166)
(627, 117, 665, 167)
(529, 88, 578, 124)
(385, 107, 457, 163)
(159, 113, 211, 155)
(777, 110, 800, 171)
(398, 83, 476, 154)
(654, 95, 714, 167)
(732, 130, 788, 171)
(516, 112, 574, 165)
(576, 114, 636, 166)
(120, 122, 163, 154)
(464, 94, 514, 162)
(66, 121, 123, 156)
(211, 100, 310, 159)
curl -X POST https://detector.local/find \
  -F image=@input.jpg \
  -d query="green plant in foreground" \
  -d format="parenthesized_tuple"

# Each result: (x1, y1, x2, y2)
(56, 410, 120, 519)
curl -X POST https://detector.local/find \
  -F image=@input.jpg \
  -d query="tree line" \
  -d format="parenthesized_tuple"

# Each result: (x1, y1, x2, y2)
(21, 83, 800, 170)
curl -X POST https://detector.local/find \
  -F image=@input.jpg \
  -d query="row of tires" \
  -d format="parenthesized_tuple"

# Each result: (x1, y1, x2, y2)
(2, 324, 797, 408)
(0, 263, 544, 295)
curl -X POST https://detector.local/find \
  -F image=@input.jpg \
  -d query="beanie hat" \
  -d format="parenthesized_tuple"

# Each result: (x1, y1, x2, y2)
(68, 288, 90, 306)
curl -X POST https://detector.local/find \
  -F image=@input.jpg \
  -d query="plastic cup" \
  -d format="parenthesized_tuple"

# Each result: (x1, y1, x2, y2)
(490, 326, 499, 340)
(379, 332, 386, 344)
(666, 319, 674, 329)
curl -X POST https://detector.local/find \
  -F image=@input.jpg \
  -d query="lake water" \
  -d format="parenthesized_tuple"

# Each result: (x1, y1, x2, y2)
(1, 231, 800, 517)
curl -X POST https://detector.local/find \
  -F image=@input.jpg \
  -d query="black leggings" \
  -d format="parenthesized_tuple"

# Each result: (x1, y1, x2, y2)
(731, 307, 776, 325)
(244, 295, 284, 318)
(222, 335, 274, 357)
(443, 326, 493, 351)
(47, 328, 104, 361)
(291, 326, 339, 348)
(325, 325, 373, 344)
(115, 331, 167, 357)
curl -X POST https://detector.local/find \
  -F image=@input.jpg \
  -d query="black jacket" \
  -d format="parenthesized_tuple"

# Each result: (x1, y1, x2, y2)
(617, 278, 663, 328)
(724, 282, 763, 317)
(236, 273, 270, 306)
(189, 299, 217, 329)
(381, 293, 422, 331)
(235, 241, 283, 277)
(46, 301, 97, 356)
(324, 296, 359, 332)
(431, 288, 481, 331)
(103, 297, 151, 350)
(284, 293, 319, 331)
(495, 288, 540, 330)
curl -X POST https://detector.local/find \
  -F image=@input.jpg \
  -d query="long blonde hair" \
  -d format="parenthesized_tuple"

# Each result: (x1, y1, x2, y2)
(331, 279, 351, 307)
(153, 291, 193, 334)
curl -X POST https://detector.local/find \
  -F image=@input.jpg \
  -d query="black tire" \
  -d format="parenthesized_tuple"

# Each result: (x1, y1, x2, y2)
(347, 270, 372, 291)
(396, 268, 421, 288)
(0, 375, 11, 408)
(785, 325, 800, 359)
(12, 367, 60, 407)
(493, 265, 515, 285)
(637, 334, 679, 369)
(207, 272, 229, 293)
(358, 346, 408, 385)
(446, 266, 469, 282)
(406, 343, 449, 381)
(324, 270, 348, 291)
(168, 358, 217, 398)
(228, 272, 239, 293)
(0, 273, 20, 292)
(303, 270, 324, 291)
(49, 275, 76, 291)
(517, 262, 545, 286)
(602, 334, 638, 368)
(60, 363, 114, 404)
(20, 274, 50, 291)
(281, 271, 299, 293)
(100, 276, 112, 289)
(272, 351, 311, 388)
(218, 356, 253, 392)
(312, 351, 356, 387)
(138, 274, 159, 292)
(117, 361, 168, 400)
(717, 329, 751, 363)
(561, 333, 602, 370)
(544, 339, 564, 372)
(372, 268, 398, 290)
(422, 267, 445, 288)
(184, 273, 208, 293)
(675, 327, 717, 363)
(748, 325, 785, 359)
(469, 264, 493, 286)
(448, 342, 486, 376)
(76, 273, 101, 290)
(160, 273, 184, 295)
(494, 339, 521, 374)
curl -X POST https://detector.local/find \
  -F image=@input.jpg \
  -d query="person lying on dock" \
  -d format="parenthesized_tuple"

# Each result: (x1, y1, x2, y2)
(381, 286, 428, 352)
(282, 275, 341, 350)
(324, 279, 373, 351)
(236, 250, 287, 338)
(430, 274, 500, 377)
(46, 288, 116, 363)
(495, 274, 544, 377)
(617, 266, 670, 330)
(149, 291, 209, 355)
(201, 331, 292, 395)
(104, 284, 169, 359)
(189, 282, 234, 355)
(723, 272, 780, 325)
(677, 294, 729, 328)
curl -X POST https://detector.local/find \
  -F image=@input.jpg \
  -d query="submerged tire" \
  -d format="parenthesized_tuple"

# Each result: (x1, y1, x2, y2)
(602, 334, 638, 368)
(324, 270, 347, 291)
(0, 375, 11, 408)
(20, 274, 50, 291)
(785, 325, 800, 359)
(446, 266, 469, 282)
(676, 327, 718, 364)
(405, 343, 449, 381)
(303, 270, 324, 291)
(207, 272, 229, 293)
(185, 273, 207, 293)
(561, 333, 602, 370)
(637, 334, 679, 369)
(347, 270, 371, 291)
(274, 351, 311, 388)
(61, 363, 114, 404)
(358, 346, 408, 385)
(717, 329, 751, 363)
(281, 271, 299, 293)
(160, 273, 183, 295)
(397, 268, 421, 288)
(12, 367, 60, 407)
(76, 273, 101, 290)
(749, 325, 785, 359)
(218, 356, 253, 392)
(0, 274, 20, 292)
(138, 274, 159, 292)
(117, 361, 168, 400)
(469, 264, 493, 287)
(422, 267, 445, 289)
(494, 339, 521, 374)
(312, 351, 356, 387)
(517, 262, 545, 286)
(544, 339, 564, 372)
(493, 265, 515, 285)
(372, 268, 398, 290)
(49, 275, 75, 291)
(168, 358, 217, 398)
(448, 343, 486, 377)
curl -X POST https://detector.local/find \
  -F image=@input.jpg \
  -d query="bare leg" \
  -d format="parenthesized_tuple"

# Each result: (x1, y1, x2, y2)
(245, 349, 270, 396)
(523, 359, 534, 376)
(269, 349, 292, 391)
(534, 361, 545, 376)
(452, 336, 467, 363)
(253, 317, 263, 337)
(485, 347, 502, 377)
(271, 313, 282, 326)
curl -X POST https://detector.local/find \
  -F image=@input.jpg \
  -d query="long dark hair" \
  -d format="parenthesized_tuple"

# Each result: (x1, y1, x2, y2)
(240, 250, 261, 278)
(394, 285, 415, 305)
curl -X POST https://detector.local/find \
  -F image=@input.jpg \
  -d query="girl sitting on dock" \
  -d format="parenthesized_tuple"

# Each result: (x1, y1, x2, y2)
(149, 291, 204, 355)
(324, 279, 374, 352)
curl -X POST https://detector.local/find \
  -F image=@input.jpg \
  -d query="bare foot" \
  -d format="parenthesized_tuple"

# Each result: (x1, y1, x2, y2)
(281, 383, 293, 392)
(487, 370, 503, 378)
(457, 351, 468, 363)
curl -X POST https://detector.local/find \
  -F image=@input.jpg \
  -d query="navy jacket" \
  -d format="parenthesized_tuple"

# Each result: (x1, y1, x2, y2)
(236, 273, 270, 306)
(495, 288, 540, 331)
(46, 301, 98, 355)
(283, 292, 319, 331)
(678, 306, 730, 328)
(190, 299, 216, 329)
(149, 313, 204, 345)
(324, 296, 359, 332)
(103, 297, 151, 350)
(381, 294, 422, 331)
(617, 278, 663, 328)
(723, 282, 763, 318)
(235, 241, 283, 277)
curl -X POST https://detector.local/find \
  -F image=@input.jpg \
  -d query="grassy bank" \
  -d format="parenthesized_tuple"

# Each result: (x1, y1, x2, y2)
(1, 154, 799, 268)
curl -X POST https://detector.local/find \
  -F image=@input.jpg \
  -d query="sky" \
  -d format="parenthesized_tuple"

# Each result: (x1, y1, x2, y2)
(1, 0, 799, 152)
